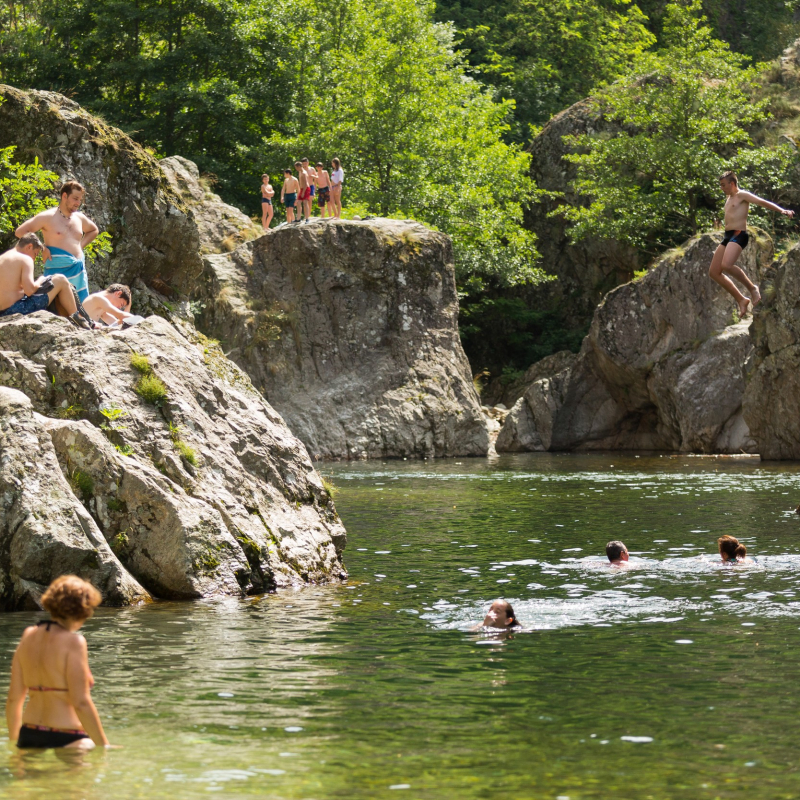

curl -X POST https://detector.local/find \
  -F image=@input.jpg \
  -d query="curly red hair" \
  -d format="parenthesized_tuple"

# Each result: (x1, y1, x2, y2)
(41, 575, 102, 621)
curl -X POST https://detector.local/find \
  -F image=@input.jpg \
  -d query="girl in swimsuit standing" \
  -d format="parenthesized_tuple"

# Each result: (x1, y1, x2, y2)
(5, 575, 114, 749)
(260, 174, 275, 230)
(330, 158, 344, 220)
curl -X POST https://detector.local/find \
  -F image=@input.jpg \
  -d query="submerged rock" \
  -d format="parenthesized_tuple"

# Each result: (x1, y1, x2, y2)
(497, 231, 773, 453)
(0, 387, 148, 610)
(0, 313, 346, 602)
(199, 219, 489, 459)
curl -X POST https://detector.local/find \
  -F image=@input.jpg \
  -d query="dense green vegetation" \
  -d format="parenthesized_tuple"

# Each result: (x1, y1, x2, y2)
(1, 0, 798, 379)
(561, 2, 796, 258)
(435, 0, 800, 137)
(0, 0, 544, 287)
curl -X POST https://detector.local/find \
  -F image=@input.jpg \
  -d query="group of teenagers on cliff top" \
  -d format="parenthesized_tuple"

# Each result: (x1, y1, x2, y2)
(0, 171, 795, 751)
(0, 181, 138, 330)
(258, 157, 344, 229)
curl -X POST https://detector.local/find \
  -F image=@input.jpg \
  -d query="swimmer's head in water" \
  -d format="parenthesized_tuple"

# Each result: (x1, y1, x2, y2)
(482, 599, 518, 629)
(606, 540, 628, 562)
(718, 535, 747, 561)
(41, 575, 102, 622)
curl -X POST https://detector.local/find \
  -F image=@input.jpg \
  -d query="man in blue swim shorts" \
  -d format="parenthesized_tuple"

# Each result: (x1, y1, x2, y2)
(15, 181, 99, 303)
(0, 233, 82, 324)
(710, 171, 795, 318)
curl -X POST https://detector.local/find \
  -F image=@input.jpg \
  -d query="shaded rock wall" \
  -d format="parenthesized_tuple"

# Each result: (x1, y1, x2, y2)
(0, 313, 346, 604)
(743, 242, 800, 458)
(199, 219, 489, 460)
(497, 231, 773, 453)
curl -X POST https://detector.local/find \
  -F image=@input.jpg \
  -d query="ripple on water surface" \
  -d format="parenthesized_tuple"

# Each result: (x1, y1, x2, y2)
(1, 453, 800, 799)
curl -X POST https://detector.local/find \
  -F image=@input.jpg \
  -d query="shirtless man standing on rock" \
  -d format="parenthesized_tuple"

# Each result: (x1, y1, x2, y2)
(710, 171, 794, 318)
(14, 181, 99, 303)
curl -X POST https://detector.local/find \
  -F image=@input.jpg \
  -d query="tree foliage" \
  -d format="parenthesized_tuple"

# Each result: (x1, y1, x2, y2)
(0, 144, 59, 252)
(269, 0, 543, 285)
(558, 1, 797, 255)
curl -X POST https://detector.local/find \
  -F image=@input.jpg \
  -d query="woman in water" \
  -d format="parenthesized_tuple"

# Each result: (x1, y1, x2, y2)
(475, 599, 520, 630)
(5, 575, 113, 749)
(718, 535, 748, 563)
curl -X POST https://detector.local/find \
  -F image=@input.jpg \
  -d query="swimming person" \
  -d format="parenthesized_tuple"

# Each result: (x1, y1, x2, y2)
(710, 171, 794, 318)
(260, 174, 275, 230)
(606, 540, 629, 566)
(14, 181, 99, 303)
(281, 169, 300, 223)
(478, 599, 519, 630)
(331, 158, 344, 219)
(5, 575, 114, 749)
(718, 535, 748, 563)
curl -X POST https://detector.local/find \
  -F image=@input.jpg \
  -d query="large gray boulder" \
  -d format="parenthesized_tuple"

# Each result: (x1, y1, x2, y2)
(0, 85, 202, 294)
(0, 387, 149, 610)
(199, 219, 489, 459)
(743, 242, 800, 458)
(159, 155, 257, 256)
(0, 313, 346, 601)
(497, 231, 773, 453)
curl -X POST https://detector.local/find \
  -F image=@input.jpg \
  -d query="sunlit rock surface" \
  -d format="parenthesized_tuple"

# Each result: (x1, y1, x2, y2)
(0, 313, 346, 604)
(199, 219, 489, 460)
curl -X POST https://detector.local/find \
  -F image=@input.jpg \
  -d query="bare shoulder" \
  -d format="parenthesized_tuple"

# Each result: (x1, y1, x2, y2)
(65, 632, 88, 654)
(737, 190, 759, 203)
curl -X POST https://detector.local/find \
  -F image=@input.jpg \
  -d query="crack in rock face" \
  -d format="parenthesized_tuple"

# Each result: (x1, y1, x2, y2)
(0, 313, 346, 607)
(198, 219, 489, 460)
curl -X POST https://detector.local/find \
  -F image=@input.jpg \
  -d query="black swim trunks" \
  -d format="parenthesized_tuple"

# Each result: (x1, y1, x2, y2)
(722, 229, 749, 250)
(17, 723, 89, 748)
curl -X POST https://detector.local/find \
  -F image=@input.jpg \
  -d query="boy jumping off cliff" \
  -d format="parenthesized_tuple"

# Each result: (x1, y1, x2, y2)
(710, 171, 794, 318)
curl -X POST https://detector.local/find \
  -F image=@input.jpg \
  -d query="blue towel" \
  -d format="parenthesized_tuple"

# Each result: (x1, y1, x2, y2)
(44, 246, 88, 302)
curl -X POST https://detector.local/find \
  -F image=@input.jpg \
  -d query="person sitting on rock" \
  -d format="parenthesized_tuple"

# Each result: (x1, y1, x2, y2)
(606, 540, 629, 567)
(83, 284, 133, 325)
(0, 233, 86, 327)
(710, 171, 795, 318)
(718, 535, 748, 564)
(476, 599, 520, 630)
(6, 575, 115, 749)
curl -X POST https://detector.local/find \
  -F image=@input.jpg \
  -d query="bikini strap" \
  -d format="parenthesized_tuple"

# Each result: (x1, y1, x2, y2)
(36, 619, 64, 631)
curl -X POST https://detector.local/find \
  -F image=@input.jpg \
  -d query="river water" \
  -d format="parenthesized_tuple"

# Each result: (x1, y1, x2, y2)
(1, 453, 800, 799)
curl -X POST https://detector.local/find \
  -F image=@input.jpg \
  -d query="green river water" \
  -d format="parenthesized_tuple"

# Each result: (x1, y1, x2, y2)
(1, 452, 800, 799)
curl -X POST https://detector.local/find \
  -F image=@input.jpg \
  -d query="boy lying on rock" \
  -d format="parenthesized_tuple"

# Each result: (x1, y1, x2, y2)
(82, 284, 134, 326)
(0, 233, 89, 328)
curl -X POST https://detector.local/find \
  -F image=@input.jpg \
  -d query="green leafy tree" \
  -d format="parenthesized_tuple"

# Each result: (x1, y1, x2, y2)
(271, 0, 544, 286)
(0, 144, 59, 251)
(559, 1, 796, 255)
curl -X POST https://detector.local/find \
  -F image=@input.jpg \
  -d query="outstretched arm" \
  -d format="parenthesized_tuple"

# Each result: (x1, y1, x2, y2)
(79, 214, 100, 249)
(741, 191, 795, 218)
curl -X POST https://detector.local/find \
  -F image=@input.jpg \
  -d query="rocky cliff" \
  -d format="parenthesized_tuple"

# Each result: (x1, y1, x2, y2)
(0, 312, 346, 609)
(199, 219, 489, 460)
(497, 231, 773, 454)
(743, 242, 800, 458)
